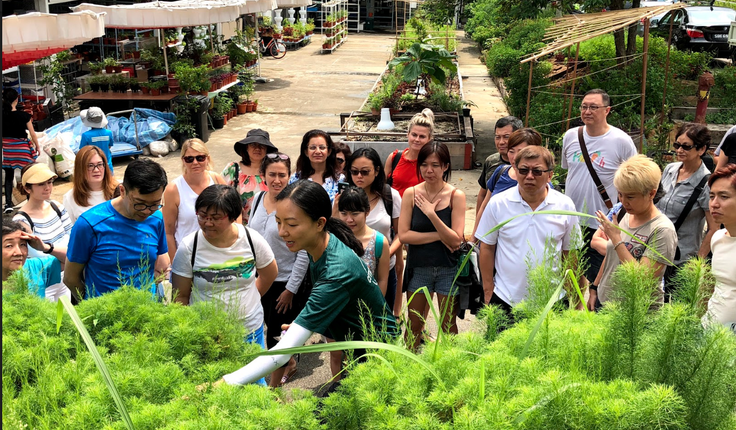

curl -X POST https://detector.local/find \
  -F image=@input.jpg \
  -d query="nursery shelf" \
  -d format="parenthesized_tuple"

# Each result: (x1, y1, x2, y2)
(207, 80, 239, 99)
(321, 36, 347, 54)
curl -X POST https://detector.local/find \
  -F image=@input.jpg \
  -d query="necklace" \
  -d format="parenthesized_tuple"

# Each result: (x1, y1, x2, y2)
(425, 183, 446, 203)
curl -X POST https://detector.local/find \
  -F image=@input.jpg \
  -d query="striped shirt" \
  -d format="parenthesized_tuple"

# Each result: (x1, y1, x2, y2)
(13, 201, 72, 258)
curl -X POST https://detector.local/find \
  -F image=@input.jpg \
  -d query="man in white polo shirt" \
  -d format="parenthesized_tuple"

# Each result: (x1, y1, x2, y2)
(475, 146, 580, 321)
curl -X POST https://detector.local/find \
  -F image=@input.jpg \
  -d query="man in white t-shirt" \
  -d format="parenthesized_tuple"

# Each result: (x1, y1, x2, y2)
(476, 146, 580, 322)
(561, 89, 637, 285)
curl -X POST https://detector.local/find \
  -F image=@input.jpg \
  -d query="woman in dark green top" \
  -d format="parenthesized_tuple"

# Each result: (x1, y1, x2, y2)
(221, 180, 399, 385)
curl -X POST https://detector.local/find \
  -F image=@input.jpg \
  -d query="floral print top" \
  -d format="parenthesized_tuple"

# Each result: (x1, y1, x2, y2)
(222, 161, 268, 224)
(288, 172, 345, 203)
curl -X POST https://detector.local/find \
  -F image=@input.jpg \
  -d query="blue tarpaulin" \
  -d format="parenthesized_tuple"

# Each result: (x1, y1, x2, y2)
(44, 108, 176, 153)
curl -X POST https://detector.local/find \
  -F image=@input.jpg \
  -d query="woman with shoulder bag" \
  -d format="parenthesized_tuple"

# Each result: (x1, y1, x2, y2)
(656, 123, 718, 301)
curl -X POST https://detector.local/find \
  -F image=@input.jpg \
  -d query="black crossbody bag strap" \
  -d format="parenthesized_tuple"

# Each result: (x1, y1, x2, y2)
(578, 127, 613, 210)
(673, 175, 710, 232)
(244, 226, 256, 268)
(190, 230, 199, 268)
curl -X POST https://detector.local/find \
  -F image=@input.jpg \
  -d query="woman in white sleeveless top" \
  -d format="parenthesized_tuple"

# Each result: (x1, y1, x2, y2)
(163, 139, 227, 261)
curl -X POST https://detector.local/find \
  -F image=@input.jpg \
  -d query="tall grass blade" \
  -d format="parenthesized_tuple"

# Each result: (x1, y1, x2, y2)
(56, 296, 135, 430)
(244, 340, 446, 389)
(518, 270, 567, 361)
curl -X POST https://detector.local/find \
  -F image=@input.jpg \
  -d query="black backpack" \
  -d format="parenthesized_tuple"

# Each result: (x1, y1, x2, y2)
(16, 201, 63, 232)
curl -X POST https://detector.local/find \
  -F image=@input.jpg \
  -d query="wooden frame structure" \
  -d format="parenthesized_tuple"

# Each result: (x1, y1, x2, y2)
(520, 3, 686, 152)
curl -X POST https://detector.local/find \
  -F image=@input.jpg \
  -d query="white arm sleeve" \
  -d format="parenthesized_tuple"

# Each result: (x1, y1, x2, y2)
(222, 323, 313, 386)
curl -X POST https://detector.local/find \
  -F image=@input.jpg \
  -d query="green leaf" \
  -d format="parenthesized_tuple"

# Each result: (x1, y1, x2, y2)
(57, 296, 135, 430)
(403, 61, 423, 83)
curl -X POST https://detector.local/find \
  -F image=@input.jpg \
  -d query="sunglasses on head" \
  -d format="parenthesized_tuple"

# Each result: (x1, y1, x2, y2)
(183, 155, 207, 163)
(336, 158, 345, 164)
(517, 167, 552, 177)
(266, 153, 290, 161)
(673, 143, 695, 151)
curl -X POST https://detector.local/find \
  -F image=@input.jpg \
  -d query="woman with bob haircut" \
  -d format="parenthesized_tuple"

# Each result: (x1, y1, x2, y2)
(589, 154, 677, 310)
(385, 109, 434, 197)
(656, 123, 717, 298)
(171, 184, 278, 385)
(345, 147, 403, 315)
(63, 146, 119, 224)
(702, 164, 736, 333)
(289, 130, 344, 203)
(399, 142, 466, 351)
(213, 180, 399, 386)
(163, 138, 227, 261)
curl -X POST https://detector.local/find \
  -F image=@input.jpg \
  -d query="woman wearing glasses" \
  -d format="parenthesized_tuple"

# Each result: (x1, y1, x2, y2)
(172, 184, 278, 386)
(344, 147, 403, 315)
(335, 143, 351, 177)
(12, 163, 72, 301)
(63, 146, 119, 224)
(290, 130, 344, 203)
(222, 129, 277, 223)
(399, 142, 466, 351)
(163, 139, 227, 262)
(248, 152, 309, 387)
(656, 123, 717, 299)
(473, 128, 546, 238)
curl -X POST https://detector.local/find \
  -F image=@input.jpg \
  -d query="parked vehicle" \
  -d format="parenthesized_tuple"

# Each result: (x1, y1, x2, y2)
(649, 6, 736, 58)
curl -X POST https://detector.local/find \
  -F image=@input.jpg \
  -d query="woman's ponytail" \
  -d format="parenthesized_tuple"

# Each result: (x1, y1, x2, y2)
(325, 217, 364, 257)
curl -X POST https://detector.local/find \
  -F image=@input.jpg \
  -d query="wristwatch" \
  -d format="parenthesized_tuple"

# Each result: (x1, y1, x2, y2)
(589, 284, 598, 291)
(43, 243, 54, 254)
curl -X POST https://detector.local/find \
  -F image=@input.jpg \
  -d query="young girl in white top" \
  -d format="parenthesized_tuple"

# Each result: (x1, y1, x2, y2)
(163, 139, 227, 261)
(62, 146, 118, 224)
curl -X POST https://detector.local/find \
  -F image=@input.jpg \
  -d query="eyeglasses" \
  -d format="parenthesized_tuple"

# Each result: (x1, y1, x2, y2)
(673, 142, 695, 151)
(266, 153, 290, 161)
(183, 155, 207, 163)
(87, 162, 105, 172)
(336, 158, 345, 165)
(517, 167, 553, 177)
(197, 212, 228, 222)
(350, 168, 373, 177)
(308, 145, 328, 151)
(579, 105, 608, 112)
(133, 202, 163, 212)
(494, 134, 511, 141)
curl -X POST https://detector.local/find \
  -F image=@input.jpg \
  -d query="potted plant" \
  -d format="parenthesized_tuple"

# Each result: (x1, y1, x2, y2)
(140, 81, 151, 94)
(129, 78, 141, 94)
(103, 57, 118, 74)
(211, 96, 231, 129)
(149, 79, 166, 96)
(89, 62, 103, 75)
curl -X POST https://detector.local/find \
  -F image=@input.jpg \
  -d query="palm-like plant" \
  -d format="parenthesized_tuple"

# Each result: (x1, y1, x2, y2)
(388, 42, 457, 92)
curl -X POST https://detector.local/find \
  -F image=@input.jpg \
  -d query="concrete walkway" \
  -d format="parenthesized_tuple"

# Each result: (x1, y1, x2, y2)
(38, 31, 509, 392)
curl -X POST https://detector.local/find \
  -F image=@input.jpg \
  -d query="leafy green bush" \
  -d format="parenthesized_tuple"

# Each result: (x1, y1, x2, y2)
(319, 260, 736, 430)
(3, 286, 322, 429)
(485, 43, 521, 78)
(712, 65, 736, 109)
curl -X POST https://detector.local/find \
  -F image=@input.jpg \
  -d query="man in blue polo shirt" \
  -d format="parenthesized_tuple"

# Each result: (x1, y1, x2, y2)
(64, 159, 169, 299)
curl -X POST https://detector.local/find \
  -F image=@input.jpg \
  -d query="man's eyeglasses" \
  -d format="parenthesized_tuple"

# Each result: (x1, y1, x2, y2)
(87, 162, 105, 172)
(197, 212, 228, 222)
(183, 155, 207, 163)
(266, 153, 290, 161)
(494, 134, 511, 141)
(517, 167, 553, 177)
(350, 169, 373, 177)
(133, 203, 163, 212)
(579, 105, 608, 112)
(673, 142, 695, 151)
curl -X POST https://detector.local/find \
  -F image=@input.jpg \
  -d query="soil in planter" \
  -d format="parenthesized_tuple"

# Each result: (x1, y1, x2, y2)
(344, 116, 460, 142)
